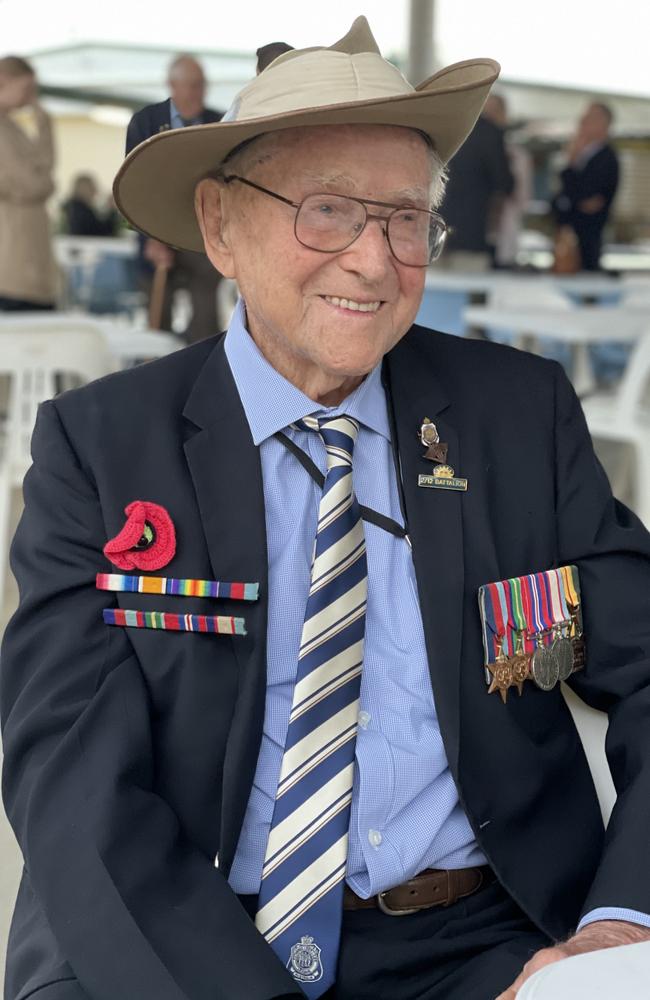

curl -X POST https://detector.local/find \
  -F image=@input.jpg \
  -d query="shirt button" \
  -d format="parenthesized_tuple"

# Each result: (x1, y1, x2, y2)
(368, 829, 383, 849)
(357, 710, 371, 729)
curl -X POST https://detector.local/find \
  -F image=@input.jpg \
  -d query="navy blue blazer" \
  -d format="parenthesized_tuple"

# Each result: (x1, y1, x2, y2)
(2, 327, 650, 999)
(125, 98, 223, 156)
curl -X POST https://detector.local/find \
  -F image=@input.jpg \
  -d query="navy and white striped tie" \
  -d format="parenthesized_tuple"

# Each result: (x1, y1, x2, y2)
(255, 415, 367, 997)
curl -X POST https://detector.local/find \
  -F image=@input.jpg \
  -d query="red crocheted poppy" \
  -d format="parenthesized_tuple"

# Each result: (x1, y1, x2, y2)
(103, 501, 176, 571)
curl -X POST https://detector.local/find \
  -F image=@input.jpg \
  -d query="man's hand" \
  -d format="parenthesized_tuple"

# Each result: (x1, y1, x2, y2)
(577, 194, 606, 215)
(495, 920, 650, 1000)
(144, 238, 175, 269)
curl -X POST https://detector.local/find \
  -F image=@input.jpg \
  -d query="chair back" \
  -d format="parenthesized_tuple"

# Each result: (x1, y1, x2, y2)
(610, 329, 650, 426)
(620, 276, 650, 307)
(0, 323, 116, 481)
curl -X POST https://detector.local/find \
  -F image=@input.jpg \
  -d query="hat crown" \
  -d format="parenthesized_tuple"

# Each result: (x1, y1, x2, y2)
(225, 49, 414, 125)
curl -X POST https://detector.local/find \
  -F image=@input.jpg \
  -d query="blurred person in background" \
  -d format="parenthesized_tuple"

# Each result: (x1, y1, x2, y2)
(126, 55, 223, 341)
(552, 102, 619, 272)
(438, 98, 513, 271)
(483, 94, 532, 269)
(256, 41, 294, 74)
(0, 55, 58, 311)
(61, 173, 120, 237)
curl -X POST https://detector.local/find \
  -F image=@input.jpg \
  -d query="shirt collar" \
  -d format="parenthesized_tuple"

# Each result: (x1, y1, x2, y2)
(169, 99, 200, 128)
(224, 298, 391, 446)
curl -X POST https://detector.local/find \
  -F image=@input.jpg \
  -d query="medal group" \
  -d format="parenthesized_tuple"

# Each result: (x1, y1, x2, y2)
(479, 566, 585, 702)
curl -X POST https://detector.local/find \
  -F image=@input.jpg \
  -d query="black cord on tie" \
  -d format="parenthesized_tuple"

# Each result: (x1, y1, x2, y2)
(274, 431, 408, 539)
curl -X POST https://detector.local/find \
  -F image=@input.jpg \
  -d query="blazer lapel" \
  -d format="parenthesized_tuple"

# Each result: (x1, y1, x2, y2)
(183, 338, 268, 873)
(384, 330, 464, 778)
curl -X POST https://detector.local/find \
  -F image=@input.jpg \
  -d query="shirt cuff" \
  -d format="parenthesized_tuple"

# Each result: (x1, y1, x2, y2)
(578, 907, 650, 932)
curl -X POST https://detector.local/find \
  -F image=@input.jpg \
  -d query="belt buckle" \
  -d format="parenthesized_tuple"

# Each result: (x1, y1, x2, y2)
(376, 890, 420, 917)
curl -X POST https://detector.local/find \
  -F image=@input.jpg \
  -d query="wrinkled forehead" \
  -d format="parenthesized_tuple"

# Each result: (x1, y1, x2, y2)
(224, 123, 435, 187)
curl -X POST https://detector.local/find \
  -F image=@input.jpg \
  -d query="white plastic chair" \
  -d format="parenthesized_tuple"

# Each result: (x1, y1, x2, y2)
(0, 323, 117, 606)
(485, 279, 573, 356)
(581, 330, 650, 528)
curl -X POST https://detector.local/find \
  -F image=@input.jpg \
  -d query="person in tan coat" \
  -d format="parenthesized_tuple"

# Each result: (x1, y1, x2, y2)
(0, 56, 58, 310)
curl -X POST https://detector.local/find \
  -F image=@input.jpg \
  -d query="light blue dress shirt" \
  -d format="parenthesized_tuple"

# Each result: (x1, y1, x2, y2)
(169, 100, 201, 129)
(224, 299, 650, 931)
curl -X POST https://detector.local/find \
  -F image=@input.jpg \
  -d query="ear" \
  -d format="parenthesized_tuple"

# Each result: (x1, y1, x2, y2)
(194, 178, 236, 278)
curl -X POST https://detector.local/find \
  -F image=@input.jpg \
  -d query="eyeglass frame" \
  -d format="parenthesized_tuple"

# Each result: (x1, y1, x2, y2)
(219, 174, 448, 268)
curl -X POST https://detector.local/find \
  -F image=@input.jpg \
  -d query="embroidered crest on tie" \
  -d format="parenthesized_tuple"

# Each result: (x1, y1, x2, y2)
(255, 415, 367, 997)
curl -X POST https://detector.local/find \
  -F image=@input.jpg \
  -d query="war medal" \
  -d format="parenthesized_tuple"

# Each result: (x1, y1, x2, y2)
(487, 635, 514, 703)
(551, 622, 575, 681)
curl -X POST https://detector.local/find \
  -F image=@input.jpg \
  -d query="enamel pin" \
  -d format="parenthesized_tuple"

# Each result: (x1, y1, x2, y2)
(418, 416, 448, 465)
(418, 465, 468, 492)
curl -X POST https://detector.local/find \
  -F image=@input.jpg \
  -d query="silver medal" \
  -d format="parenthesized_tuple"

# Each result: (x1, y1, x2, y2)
(530, 644, 559, 691)
(553, 636, 574, 681)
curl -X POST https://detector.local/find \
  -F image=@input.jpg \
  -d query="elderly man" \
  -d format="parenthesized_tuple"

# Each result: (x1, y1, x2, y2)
(126, 54, 223, 341)
(2, 17, 650, 1000)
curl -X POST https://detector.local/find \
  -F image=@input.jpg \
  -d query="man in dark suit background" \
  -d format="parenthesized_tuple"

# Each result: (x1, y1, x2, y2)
(2, 17, 650, 1000)
(552, 102, 620, 271)
(438, 107, 514, 271)
(126, 55, 223, 341)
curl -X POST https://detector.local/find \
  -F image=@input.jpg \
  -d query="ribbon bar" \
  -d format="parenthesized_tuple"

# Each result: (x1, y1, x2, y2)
(97, 573, 259, 602)
(103, 608, 247, 635)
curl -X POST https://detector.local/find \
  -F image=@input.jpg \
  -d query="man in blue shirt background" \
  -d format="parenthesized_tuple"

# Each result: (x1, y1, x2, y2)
(126, 54, 223, 342)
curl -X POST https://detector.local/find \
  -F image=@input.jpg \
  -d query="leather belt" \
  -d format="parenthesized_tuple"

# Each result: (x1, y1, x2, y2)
(343, 865, 494, 916)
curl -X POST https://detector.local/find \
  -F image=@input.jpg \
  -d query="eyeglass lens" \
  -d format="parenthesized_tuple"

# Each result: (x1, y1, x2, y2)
(295, 193, 446, 266)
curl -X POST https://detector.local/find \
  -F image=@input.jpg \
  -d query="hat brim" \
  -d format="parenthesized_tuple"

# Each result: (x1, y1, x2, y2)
(114, 57, 500, 253)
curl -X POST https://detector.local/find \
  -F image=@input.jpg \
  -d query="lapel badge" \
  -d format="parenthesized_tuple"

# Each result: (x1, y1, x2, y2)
(418, 465, 468, 492)
(419, 416, 448, 465)
(103, 500, 176, 571)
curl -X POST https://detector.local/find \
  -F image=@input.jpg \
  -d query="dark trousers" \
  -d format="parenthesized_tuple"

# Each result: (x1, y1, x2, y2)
(241, 880, 552, 999)
(141, 250, 222, 343)
(574, 220, 606, 272)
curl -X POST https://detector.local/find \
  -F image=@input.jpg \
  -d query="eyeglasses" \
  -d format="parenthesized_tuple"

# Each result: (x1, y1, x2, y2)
(221, 174, 447, 268)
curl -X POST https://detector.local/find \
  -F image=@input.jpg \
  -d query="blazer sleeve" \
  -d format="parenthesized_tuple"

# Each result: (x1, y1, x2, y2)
(0, 401, 302, 1000)
(551, 366, 650, 917)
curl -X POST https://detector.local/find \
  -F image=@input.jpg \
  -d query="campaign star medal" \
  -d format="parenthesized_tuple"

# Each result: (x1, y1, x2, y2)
(418, 417, 448, 465)
(510, 631, 531, 695)
(487, 636, 514, 703)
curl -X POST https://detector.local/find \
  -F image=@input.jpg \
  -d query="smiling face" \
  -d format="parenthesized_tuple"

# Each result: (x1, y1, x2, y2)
(197, 124, 434, 404)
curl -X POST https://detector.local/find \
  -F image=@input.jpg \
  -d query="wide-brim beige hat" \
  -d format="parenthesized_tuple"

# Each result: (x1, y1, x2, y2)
(114, 16, 500, 252)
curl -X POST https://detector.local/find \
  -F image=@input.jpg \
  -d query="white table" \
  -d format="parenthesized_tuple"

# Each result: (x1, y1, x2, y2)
(0, 312, 181, 370)
(463, 304, 649, 394)
(517, 940, 650, 999)
(426, 270, 622, 300)
(100, 326, 181, 366)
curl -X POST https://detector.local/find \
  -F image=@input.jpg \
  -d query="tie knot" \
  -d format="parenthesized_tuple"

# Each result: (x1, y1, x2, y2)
(297, 415, 360, 471)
